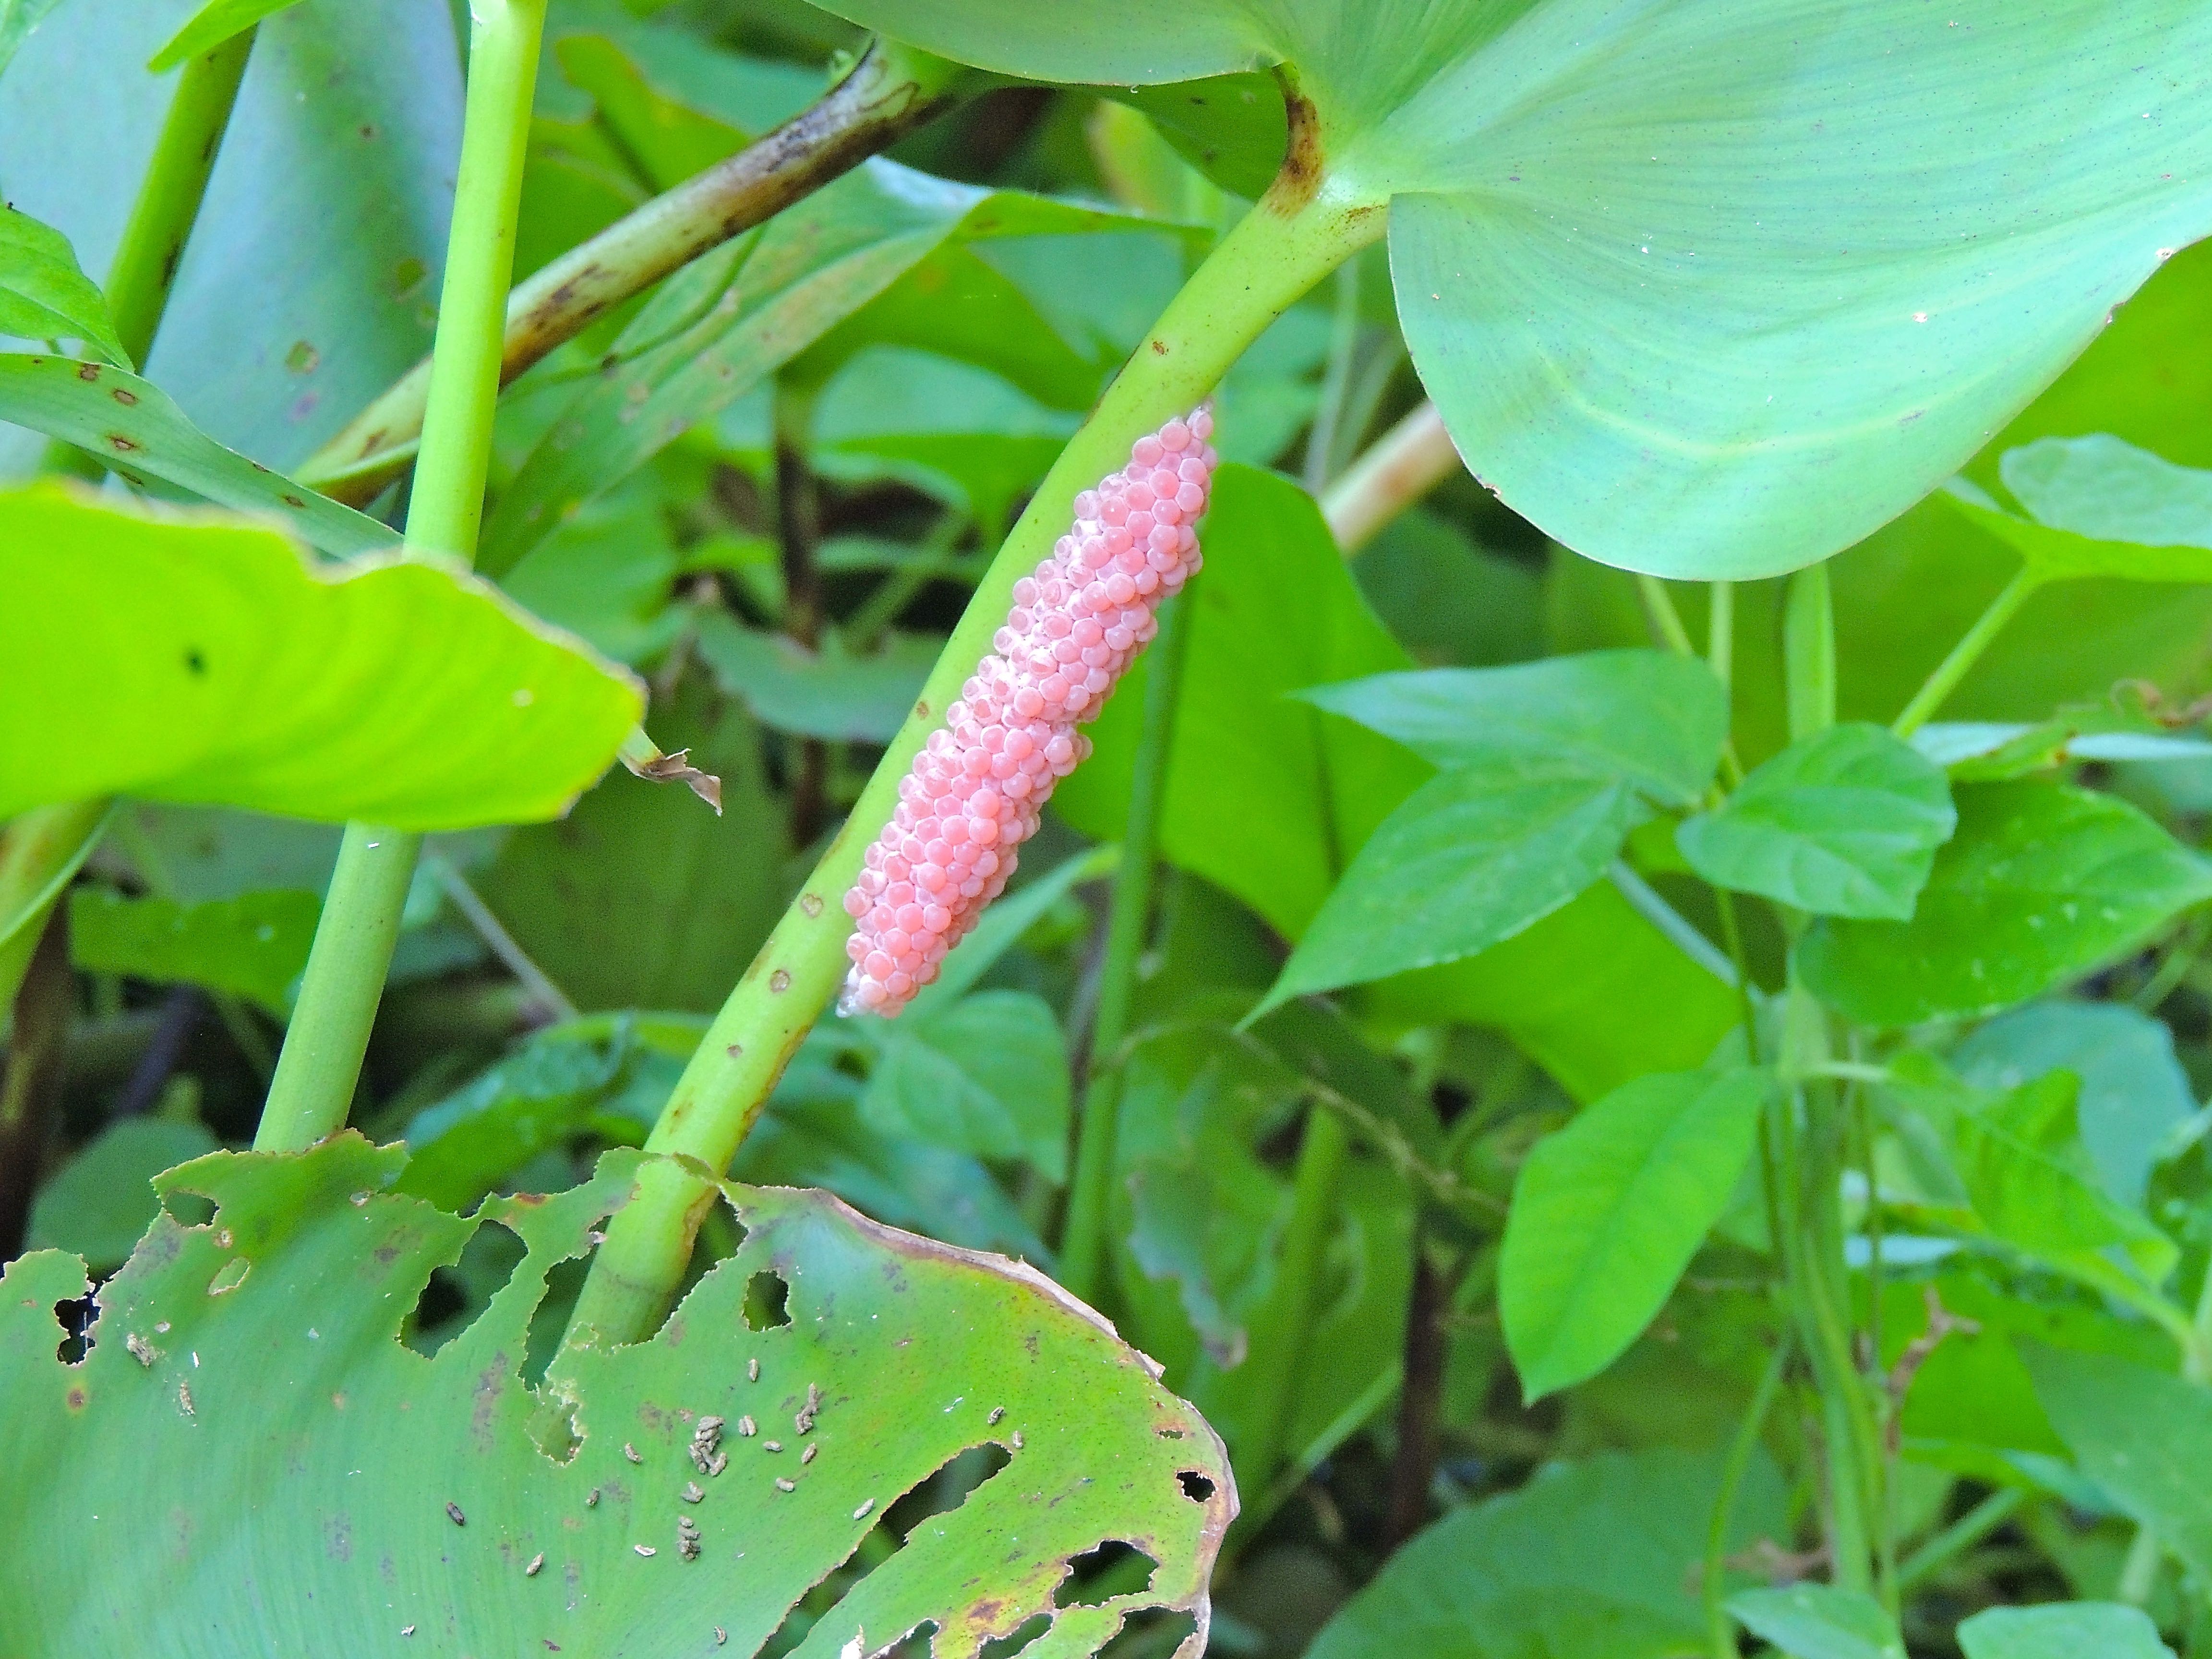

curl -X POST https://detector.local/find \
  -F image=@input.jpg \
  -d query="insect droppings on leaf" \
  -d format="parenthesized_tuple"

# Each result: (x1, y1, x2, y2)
(737, 1416, 756, 1437)
(775, 1478, 795, 1492)
(748, 1358, 759, 1382)
(634, 1544, 656, 1557)
(446, 1503, 465, 1527)
(526, 1552, 544, 1576)
(987, 1407, 1004, 1426)
(853, 1498, 874, 1519)
(623, 1442, 642, 1464)
(127, 1333, 157, 1367)
(802, 1444, 817, 1465)
(682, 1481, 704, 1503)
(586, 1488, 600, 1507)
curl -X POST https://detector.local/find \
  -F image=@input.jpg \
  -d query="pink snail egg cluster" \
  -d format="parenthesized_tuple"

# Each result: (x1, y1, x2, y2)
(839, 406, 1219, 1017)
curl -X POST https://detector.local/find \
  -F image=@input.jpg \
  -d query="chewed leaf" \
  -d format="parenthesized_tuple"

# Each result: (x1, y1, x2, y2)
(0, 1137, 1232, 1659)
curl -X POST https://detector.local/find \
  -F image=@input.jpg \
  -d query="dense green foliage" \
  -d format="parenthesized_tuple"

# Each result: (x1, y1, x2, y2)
(5, 1, 2212, 1656)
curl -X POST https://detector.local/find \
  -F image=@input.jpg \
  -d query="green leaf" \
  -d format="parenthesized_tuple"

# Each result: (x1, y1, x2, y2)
(66, 886, 317, 1012)
(1726, 1585, 1906, 1659)
(1263, 763, 1645, 1010)
(860, 990, 1072, 1181)
(397, 1029, 635, 1213)
(1796, 782, 2212, 1027)
(1305, 1447, 1788, 1659)
(24, 1117, 220, 1270)
(1942, 438, 2212, 586)
(1955, 1001, 2195, 1207)
(1501, 1067, 1767, 1400)
(2027, 1345, 2212, 1587)
(0, 206, 125, 363)
(147, 0, 302, 70)
(0, 1136, 1232, 1654)
(1958, 1603, 2175, 1659)
(694, 615, 941, 742)
(479, 687, 786, 1012)
(0, 355, 401, 557)
(1299, 651, 1728, 808)
(810, 0, 2212, 579)
(482, 162, 1186, 574)
(0, 0, 66, 80)
(1676, 723, 1956, 919)
(0, 486, 642, 830)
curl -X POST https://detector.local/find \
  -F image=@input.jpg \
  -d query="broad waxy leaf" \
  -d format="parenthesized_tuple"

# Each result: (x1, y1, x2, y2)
(1726, 1585, 1906, 1659)
(67, 886, 318, 1012)
(1305, 1447, 1787, 1659)
(0, 0, 65, 80)
(0, 487, 643, 830)
(398, 1031, 637, 1212)
(149, 0, 305, 70)
(0, 354, 401, 558)
(1796, 782, 2212, 1027)
(1958, 1604, 2175, 1659)
(1264, 762, 1646, 1010)
(2027, 1346, 2212, 1587)
(24, 1117, 220, 1271)
(1955, 1001, 2195, 1207)
(1677, 724, 1955, 919)
(0, 1137, 1234, 1656)
(1501, 1067, 1767, 1401)
(1298, 651, 1727, 808)
(811, 0, 2212, 579)
(0, 205, 125, 363)
(1943, 440, 2212, 587)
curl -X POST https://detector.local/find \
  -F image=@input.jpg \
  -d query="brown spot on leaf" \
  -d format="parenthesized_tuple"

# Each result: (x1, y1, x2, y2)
(107, 434, 139, 453)
(111, 387, 138, 406)
(66, 1386, 86, 1410)
(76, 363, 99, 382)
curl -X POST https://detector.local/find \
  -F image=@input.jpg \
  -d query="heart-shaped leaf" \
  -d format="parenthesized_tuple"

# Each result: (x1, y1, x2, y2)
(1796, 782, 2212, 1027)
(0, 205, 125, 364)
(810, 0, 2212, 578)
(1500, 1066, 1767, 1400)
(1677, 723, 1956, 919)
(1941, 436, 2212, 585)
(1958, 1603, 2175, 1659)
(0, 1136, 1233, 1656)
(1726, 1585, 1907, 1659)
(0, 486, 643, 829)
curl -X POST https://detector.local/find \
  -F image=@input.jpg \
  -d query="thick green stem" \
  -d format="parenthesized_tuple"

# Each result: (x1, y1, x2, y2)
(297, 37, 970, 504)
(1236, 1105, 1352, 1504)
(1638, 574, 1697, 659)
(1706, 1336, 1791, 1659)
(1707, 581, 1735, 691)
(1784, 562, 1836, 742)
(561, 163, 1389, 1355)
(1891, 570, 2041, 738)
(255, 0, 550, 1153)
(1058, 582, 1198, 1305)
(1301, 259, 1361, 493)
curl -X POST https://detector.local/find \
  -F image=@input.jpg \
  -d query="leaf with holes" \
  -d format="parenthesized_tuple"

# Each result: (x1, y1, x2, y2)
(0, 485, 643, 830)
(0, 354, 399, 558)
(0, 1135, 1233, 1656)
(806, 0, 2212, 579)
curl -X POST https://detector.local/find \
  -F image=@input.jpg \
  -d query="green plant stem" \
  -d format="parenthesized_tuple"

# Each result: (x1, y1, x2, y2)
(1784, 562, 1836, 742)
(1890, 570, 2042, 738)
(0, 800, 111, 1008)
(255, 0, 550, 1154)
(297, 36, 971, 504)
(1895, 1488, 2024, 1593)
(1705, 1336, 1792, 1659)
(561, 160, 1390, 1356)
(1059, 581, 1198, 1306)
(1302, 259, 1361, 493)
(1638, 574, 1697, 658)
(1707, 581, 1735, 690)
(1237, 1105, 1352, 1505)
(1712, 888, 1760, 1067)
(2119, 1523, 2162, 1607)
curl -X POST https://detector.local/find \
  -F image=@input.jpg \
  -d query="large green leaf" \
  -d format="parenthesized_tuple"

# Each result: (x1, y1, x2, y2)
(0, 354, 400, 557)
(1725, 1586, 1906, 1659)
(1305, 1447, 1787, 1659)
(810, 0, 2212, 579)
(482, 162, 1185, 575)
(1298, 652, 1727, 808)
(1943, 445, 2212, 586)
(67, 886, 318, 1011)
(1263, 763, 1645, 1011)
(1955, 1002, 2195, 1208)
(1677, 724, 1956, 919)
(0, 486, 642, 830)
(1796, 782, 2212, 1027)
(0, 0, 66, 80)
(0, 205, 125, 363)
(2027, 1346, 2212, 1587)
(1, 0, 460, 474)
(1958, 1604, 2175, 1659)
(857, 990, 1072, 1182)
(695, 615, 941, 743)
(0, 1136, 1234, 1655)
(24, 1117, 221, 1272)
(1500, 1067, 1766, 1400)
